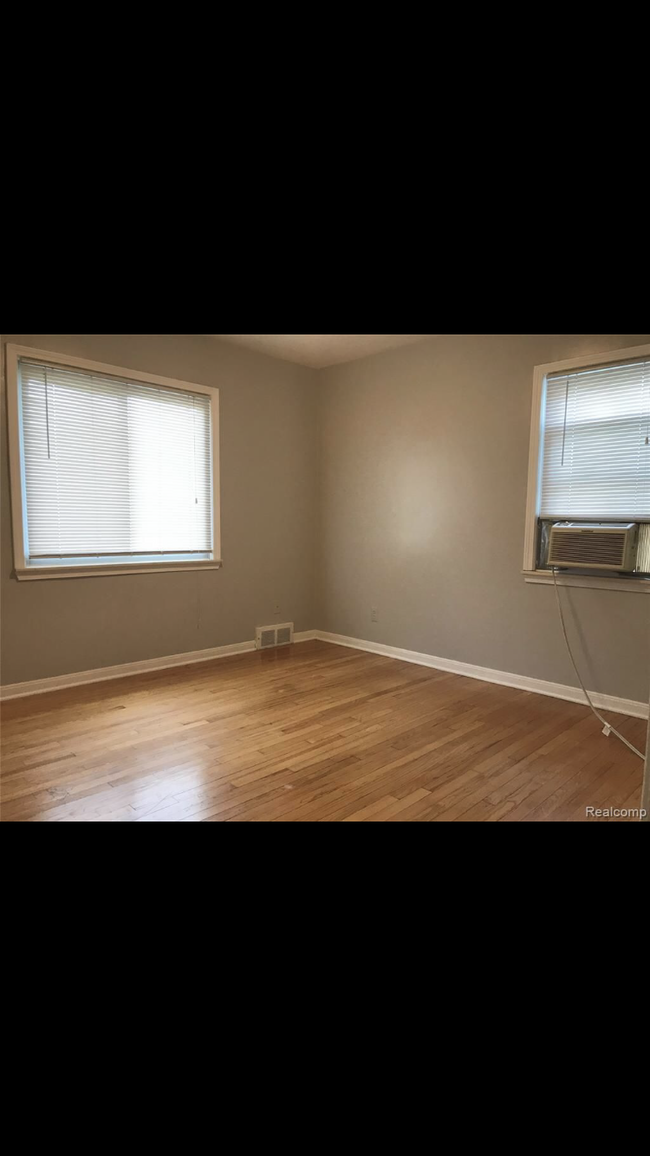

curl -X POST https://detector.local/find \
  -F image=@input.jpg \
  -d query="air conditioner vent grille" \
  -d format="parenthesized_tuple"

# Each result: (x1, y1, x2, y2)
(547, 524, 637, 572)
(551, 531, 626, 564)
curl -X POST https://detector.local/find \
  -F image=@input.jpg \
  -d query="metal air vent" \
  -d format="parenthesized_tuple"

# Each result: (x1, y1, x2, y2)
(255, 623, 294, 650)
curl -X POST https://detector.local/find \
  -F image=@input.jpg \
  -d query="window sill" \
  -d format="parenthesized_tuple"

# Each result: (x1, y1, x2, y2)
(15, 560, 223, 581)
(523, 569, 649, 593)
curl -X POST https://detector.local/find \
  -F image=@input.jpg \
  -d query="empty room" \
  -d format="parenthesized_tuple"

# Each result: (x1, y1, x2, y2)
(1, 333, 648, 822)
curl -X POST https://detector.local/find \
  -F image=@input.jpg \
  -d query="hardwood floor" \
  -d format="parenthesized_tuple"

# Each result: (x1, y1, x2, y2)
(0, 641, 645, 822)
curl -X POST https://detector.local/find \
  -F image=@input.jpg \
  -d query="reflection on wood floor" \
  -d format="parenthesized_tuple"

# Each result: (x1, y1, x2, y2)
(0, 641, 645, 822)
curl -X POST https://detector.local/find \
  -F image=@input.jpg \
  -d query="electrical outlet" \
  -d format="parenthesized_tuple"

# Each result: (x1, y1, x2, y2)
(274, 603, 281, 619)
(371, 607, 379, 623)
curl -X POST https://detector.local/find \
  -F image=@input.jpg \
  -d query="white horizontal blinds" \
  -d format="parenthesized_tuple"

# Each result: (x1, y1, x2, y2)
(126, 381, 211, 554)
(540, 359, 650, 520)
(20, 360, 212, 558)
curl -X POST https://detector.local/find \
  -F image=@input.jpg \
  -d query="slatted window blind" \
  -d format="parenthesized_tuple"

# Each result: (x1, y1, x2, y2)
(540, 359, 650, 520)
(19, 359, 213, 562)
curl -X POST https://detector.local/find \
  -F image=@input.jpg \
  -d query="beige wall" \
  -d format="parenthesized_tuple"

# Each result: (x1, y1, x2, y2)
(318, 334, 650, 703)
(1, 334, 319, 684)
(2, 333, 648, 704)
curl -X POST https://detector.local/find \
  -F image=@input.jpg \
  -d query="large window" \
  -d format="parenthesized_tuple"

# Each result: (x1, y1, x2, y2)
(7, 346, 220, 580)
(523, 344, 650, 588)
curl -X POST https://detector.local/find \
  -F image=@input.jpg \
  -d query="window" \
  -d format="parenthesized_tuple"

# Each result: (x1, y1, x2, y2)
(6, 346, 221, 580)
(523, 344, 650, 588)
(540, 359, 649, 520)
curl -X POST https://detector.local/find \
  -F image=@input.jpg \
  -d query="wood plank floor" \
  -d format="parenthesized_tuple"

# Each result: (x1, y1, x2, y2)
(0, 641, 645, 822)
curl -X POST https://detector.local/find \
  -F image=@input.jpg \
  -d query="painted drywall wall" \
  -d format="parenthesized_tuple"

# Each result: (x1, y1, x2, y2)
(3, 332, 648, 702)
(1, 334, 319, 684)
(317, 334, 650, 703)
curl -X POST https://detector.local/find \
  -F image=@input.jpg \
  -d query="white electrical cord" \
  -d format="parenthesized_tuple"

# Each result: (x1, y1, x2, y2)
(552, 568, 644, 761)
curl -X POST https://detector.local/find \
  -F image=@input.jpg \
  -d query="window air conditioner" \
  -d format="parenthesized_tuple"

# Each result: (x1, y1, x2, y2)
(547, 523, 638, 573)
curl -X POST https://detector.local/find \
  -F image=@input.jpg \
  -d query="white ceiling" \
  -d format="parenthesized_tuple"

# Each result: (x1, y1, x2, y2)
(211, 334, 432, 368)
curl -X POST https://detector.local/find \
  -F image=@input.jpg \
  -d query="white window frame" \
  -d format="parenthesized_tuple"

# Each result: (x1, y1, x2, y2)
(523, 342, 650, 594)
(5, 344, 222, 581)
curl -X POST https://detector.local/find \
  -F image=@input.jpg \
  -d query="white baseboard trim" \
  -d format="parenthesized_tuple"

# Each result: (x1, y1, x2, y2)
(1, 628, 644, 720)
(312, 631, 648, 720)
(0, 630, 318, 701)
